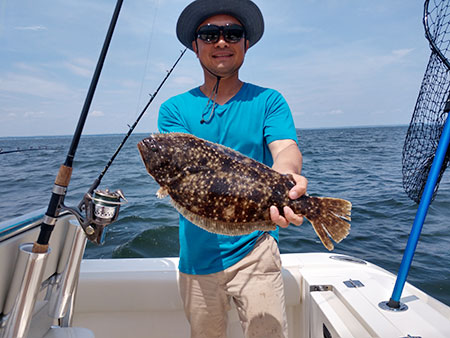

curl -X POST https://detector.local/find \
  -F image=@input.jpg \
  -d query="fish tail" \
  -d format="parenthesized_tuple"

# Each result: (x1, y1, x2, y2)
(293, 196, 352, 250)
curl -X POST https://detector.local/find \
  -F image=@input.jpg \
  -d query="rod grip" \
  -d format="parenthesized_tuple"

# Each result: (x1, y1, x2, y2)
(55, 165, 73, 187)
(32, 165, 73, 253)
(32, 242, 49, 254)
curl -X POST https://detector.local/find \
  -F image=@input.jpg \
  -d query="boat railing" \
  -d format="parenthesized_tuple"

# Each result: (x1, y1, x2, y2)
(0, 208, 46, 243)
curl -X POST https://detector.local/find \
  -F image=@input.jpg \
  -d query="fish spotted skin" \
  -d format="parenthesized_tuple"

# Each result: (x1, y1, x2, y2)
(137, 133, 351, 250)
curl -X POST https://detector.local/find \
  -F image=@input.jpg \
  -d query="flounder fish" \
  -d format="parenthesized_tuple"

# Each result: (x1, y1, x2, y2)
(137, 133, 351, 250)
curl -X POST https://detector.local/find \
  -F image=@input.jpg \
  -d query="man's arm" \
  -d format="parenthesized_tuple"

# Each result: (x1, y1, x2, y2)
(268, 139, 308, 228)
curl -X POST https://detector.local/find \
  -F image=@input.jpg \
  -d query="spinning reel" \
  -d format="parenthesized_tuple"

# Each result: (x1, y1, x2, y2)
(62, 189, 127, 245)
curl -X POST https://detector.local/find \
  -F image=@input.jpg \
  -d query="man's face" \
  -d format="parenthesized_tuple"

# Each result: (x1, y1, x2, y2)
(192, 14, 249, 78)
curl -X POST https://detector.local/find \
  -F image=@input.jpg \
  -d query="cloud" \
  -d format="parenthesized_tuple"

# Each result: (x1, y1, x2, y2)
(292, 111, 306, 117)
(91, 110, 105, 117)
(0, 110, 45, 122)
(392, 48, 415, 58)
(0, 73, 71, 98)
(24, 111, 45, 118)
(14, 25, 47, 31)
(13, 63, 42, 73)
(5, 112, 17, 119)
(329, 109, 343, 115)
(64, 58, 94, 78)
(366, 48, 416, 69)
(121, 80, 140, 88)
(313, 109, 344, 117)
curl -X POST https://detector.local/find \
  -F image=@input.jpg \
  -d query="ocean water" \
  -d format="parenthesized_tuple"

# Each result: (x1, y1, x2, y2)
(0, 126, 449, 306)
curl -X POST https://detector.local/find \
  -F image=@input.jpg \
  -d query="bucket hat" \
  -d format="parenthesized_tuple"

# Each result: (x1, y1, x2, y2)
(176, 0, 264, 51)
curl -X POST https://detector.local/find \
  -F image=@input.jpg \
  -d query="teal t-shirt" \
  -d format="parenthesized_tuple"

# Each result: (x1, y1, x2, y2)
(158, 82, 297, 274)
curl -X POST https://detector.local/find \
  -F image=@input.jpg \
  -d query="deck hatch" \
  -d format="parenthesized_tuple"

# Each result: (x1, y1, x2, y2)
(343, 279, 364, 288)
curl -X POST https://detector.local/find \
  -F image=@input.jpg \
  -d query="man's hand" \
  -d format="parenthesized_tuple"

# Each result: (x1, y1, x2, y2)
(270, 173, 308, 228)
(268, 139, 307, 228)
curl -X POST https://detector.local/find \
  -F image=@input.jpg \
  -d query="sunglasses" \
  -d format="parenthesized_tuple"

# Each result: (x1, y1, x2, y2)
(196, 24, 246, 44)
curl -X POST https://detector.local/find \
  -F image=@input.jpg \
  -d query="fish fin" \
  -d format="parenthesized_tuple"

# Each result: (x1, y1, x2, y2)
(303, 197, 352, 251)
(171, 200, 276, 235)
(156, 187, 169, 199)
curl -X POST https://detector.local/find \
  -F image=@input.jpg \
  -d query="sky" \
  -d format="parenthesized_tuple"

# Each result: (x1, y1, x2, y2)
(0, 0, 431, 137)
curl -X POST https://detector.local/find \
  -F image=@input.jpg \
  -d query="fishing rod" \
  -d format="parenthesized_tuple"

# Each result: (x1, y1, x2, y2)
(32, 0, 124, 254)
(70, 48, 186, 244)
(82, 48, 187, 200)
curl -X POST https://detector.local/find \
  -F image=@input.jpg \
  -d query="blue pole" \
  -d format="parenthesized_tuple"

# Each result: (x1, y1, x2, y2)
(388, 113, 450, 308)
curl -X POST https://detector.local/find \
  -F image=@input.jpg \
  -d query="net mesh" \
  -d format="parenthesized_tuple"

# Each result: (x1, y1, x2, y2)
(402, 0, 450, 204)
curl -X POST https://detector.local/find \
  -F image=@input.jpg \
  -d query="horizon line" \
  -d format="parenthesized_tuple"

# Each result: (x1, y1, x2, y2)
(0, 123, 409, 139)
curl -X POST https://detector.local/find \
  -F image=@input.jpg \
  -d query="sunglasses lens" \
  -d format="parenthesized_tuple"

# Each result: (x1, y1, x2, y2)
(223, 26, 245, 42)
(197, 26, 220, 43)
(197, 25, 245, 43)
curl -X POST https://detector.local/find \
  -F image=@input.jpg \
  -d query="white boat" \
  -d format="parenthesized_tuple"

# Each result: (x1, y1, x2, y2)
(1, 209, 450, 338)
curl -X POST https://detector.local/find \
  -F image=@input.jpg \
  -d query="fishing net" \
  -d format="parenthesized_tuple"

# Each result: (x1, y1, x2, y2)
(402, 0, 450, 204)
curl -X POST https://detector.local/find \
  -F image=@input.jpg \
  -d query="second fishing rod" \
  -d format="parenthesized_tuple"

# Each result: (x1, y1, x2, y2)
(84, 48, 187, 199)
(67, 48, 187, 245)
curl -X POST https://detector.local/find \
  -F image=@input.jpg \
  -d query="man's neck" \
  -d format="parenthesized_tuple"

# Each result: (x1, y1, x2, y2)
(200, 73, 243, 105)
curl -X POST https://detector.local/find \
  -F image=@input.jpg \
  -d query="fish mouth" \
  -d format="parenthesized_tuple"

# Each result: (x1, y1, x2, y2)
(137, 137, 159, 174)
(138, 137, 158, 154)
(137, 139, 148, 155)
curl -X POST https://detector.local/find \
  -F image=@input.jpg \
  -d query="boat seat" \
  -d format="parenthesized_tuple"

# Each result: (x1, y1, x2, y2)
(42, 327, 95, 338)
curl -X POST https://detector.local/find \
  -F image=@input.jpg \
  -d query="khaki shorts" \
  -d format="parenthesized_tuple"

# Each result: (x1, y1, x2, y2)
(179, 233, 287, 338)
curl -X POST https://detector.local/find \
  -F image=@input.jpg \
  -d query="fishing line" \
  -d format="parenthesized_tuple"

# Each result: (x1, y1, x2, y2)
(134, 0, 160, 117)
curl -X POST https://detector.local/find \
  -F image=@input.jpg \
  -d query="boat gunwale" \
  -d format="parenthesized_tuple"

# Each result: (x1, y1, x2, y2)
(0, 208, 71, 243)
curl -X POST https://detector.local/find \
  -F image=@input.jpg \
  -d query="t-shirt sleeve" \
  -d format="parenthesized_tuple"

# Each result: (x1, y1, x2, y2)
(158, 98, 190, 134)
(263, 90, 298, 145)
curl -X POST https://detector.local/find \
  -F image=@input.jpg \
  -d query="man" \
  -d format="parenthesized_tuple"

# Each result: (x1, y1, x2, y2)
(158, 0, 307, 337)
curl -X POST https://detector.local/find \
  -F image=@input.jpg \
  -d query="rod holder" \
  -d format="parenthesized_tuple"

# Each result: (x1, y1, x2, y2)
(1, 243, 50, 338)
(48, 220, 87, 322)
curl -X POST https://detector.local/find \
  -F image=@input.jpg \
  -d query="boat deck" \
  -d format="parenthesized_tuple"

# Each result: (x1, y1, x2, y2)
(73, 253, 450, 338)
